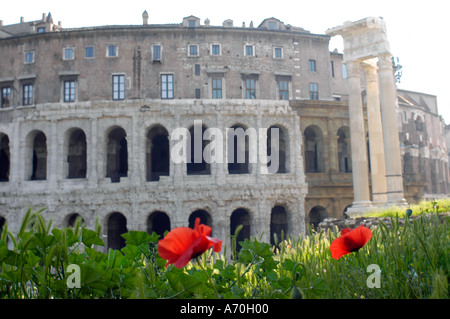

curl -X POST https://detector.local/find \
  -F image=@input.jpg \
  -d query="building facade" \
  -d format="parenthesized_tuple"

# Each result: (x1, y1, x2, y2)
(0, 13, 448, 249)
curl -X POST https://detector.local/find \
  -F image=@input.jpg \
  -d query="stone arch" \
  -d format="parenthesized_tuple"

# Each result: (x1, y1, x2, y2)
(0, 215, 5, 236)
(304, 125, 325, 173)
(270, 205, 288, 246)
(187, 124, 210, 175)
(343, 205, 352, 218)
(0, 133, 10, 182)
(337, 126, 352, 173)
(146, 125, 170, 181)
(66, 128, 87, 179)
(308, 206, 329, 230)
(227, 124, 252, 174)
(189, 209, 212, 228)
(403, 151, 414, 174)
(415, 114, 424, 132)
(106, 126, 128, 182)
(230, 208, 251, 252)
(147, 211, 171, 238)
(65, 213, 85, 227)
(267, 125, 289, 174)
(26, 130, 47, 181)
(107, 212, 128, 250)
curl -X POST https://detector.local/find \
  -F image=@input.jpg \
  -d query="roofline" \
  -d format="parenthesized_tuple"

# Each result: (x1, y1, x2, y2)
(0, 23, 330, 42)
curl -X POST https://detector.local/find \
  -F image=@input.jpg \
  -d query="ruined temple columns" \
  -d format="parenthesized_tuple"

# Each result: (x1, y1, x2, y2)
(362, 62, 388, 206)
(346, 60, 372, 210)
(377, 54, 407, 206)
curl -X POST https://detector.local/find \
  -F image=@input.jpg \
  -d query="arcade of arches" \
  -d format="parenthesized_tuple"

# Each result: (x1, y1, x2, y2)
(48, 206, 293, 251)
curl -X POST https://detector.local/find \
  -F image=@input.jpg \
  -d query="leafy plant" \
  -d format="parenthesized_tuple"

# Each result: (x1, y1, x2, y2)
(0, 202, 448, 299)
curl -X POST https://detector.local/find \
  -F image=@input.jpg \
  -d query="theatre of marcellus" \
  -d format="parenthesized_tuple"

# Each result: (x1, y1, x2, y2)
(0, 12, 448, 250)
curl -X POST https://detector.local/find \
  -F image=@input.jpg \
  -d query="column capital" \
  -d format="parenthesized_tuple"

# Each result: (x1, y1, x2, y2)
(361, 62, 379, 82)
(345, 60, 361, 78)
(377, 54, 394, 71)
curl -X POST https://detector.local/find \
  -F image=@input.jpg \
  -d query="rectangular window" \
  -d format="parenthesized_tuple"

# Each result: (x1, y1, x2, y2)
(64, 48, 74, 60)
(161, 74, 174, 99)
(37, 27, 46, 33)
(153, 44, 162, 61)
(245, 79, 256, 99)
(23, 84, 33, 105)
(25, 51, 35, 64)
(64, 80, 76, 102)
(342, 64, 347, 79)
(189, 44, 198, 56)
(195, 64, 201, 76)
(274, 47, 283, 59)
(309, 59, 316, 72)
(211, 44, 221, 55)
(245, 44, 254, 56)
(309, 83, 319, 100)
(112, 75, 125, 100)
(330, 61, 335, 78)
(279, 80, 289, 100)
(1, 87, 11, 108)
(212, 78, 222, 99)
(85, 46, 95, 58)
(195, 88, 201, 99)
(107, 45, 118, 57)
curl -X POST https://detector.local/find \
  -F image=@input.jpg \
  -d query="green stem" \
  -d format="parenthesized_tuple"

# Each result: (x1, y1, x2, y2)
(196, 257, 220, 299)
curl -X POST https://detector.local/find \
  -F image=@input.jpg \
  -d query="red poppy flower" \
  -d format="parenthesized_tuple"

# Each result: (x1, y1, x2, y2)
(330, 225, 372, 260)
(157, 218, 222, 268)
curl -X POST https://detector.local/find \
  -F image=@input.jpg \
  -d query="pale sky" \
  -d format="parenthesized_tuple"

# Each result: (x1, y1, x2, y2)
(3, 0, 449, 124)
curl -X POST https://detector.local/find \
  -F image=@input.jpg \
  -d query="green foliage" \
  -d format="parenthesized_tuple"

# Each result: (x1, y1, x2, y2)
(0, 204, 448, 299)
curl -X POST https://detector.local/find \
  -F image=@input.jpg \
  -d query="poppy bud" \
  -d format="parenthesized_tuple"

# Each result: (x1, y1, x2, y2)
(291, 286, 303, 299)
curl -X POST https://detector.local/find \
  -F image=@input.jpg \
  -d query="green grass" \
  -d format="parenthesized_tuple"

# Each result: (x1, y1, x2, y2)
(364, 198, 450, 218)
(0, 202, 448, 299)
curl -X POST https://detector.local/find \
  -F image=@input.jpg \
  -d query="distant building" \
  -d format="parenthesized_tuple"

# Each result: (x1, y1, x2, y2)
(0, 13, 447, 249)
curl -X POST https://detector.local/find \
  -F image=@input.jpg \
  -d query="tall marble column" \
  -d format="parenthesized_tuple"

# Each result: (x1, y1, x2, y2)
(345, 61, 372, 211)
(362, 62, 388, 206)
(377, 54, 407, 206)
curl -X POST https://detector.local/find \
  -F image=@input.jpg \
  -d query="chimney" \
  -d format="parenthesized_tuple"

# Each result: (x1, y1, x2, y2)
(0, 20, 3, 27)
(42, 13, 46, 21)
(20, 17, 24, 23)
(142, 10, 148, 25)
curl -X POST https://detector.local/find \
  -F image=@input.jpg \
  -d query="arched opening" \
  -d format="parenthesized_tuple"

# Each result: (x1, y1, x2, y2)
(270, 205, 288, 246)
(0, 134, 10, 182)
(415, 115, 424, 132)
(67, 129, 87, 179)
(30, 131, 47, 180)
(230, 208, 251, 252)
(146, 126, 170, 181)
(267, 125, 288, 174)
(0, 216, 5, 236)
(304, 125, 324, 173)
(403, 151, 414, 174)
(147, 211, 171, 238)
(187, 124, 210, 175)
(106, 127, 128, 183)
(227, 125, 250, 174)
(189, 209, 212, 229)
(308, 206, 329, 230)
(343, 205, 352, 219)
(66, 213, 85, 227)
(337, 126, 351, 173)
(107, 212, 128, 250)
